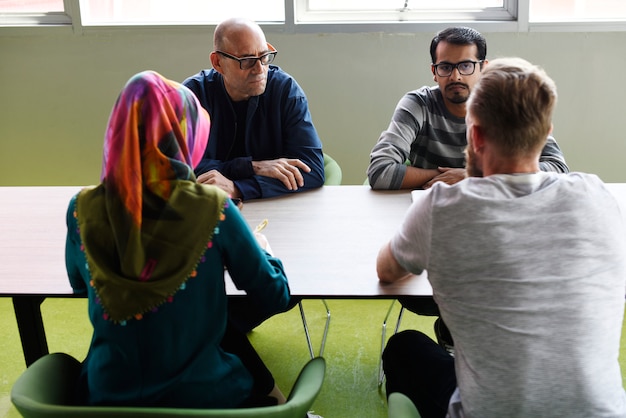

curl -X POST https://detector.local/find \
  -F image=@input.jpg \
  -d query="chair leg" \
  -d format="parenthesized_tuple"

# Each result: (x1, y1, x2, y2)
(319, 299, 331, 357)
(299, 299, 331, 359)
(394, 306, 405, 334)
(379, 300, 396, 386)
(379, 301, 405, 387)
(298, 301, 315, 359)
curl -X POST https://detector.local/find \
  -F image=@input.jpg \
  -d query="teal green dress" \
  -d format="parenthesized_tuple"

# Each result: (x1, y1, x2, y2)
(65, 194, 290, 408)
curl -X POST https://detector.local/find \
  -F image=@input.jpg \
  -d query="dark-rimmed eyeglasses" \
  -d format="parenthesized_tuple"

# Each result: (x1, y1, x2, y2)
(216, 49, 278, 70)
(433, 60, 484, 77)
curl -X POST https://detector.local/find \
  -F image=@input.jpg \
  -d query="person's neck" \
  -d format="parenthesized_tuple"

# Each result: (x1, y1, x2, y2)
(445, 101, 467, 119)
(482, 159, 540, 177)
(223, 84, 250, 102)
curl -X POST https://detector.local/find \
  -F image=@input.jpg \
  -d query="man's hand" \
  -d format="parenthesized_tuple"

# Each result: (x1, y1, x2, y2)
(423, 167, 466, 189)
(197, 170, 241, 198)
(252, 158, 311, 191)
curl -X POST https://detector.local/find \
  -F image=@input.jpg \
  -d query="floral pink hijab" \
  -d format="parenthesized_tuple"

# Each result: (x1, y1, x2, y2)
(75, 71, 228, 323)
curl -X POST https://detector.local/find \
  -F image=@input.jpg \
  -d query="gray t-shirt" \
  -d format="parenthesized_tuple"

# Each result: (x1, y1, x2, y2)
(392, 172, 626, 417)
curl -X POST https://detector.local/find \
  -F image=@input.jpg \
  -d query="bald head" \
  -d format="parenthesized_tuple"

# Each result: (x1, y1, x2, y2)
(213, 18, 266, 52)
(209, 18, 273, 101)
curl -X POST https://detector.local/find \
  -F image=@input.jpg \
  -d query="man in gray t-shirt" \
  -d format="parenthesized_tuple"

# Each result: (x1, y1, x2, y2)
(368, 26, 570, 348)
(377, 58, 626, 417)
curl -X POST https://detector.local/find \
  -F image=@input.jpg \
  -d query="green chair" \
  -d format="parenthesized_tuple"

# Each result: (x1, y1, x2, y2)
(323, 153, 342, 185)
(11, 352, 326, 418)
(387, 392, 421, 418)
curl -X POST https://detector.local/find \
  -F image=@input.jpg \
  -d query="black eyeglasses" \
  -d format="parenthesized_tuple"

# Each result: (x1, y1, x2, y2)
(216, 49, 278, 70)
(433, 60, 484, 77)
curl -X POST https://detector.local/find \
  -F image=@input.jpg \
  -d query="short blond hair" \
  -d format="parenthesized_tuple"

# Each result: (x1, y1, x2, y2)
(467, 57, 557, 157)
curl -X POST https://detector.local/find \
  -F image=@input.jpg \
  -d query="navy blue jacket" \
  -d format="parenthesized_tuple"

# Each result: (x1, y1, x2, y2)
(183, 66, 325, 200)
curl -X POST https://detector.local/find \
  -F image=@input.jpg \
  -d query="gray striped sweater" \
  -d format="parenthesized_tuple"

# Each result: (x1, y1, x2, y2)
(367, 86, 569, 189)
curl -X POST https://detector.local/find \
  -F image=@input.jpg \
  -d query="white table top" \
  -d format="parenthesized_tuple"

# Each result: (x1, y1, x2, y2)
(3, 183, 625, 299)
(0, 185, 431, 298)
(226, 185, 431, 297)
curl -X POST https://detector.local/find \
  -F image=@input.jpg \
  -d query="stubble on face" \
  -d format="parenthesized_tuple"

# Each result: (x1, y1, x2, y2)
(220, 23, 270, 101)
(465, 144, 483, 178)
(246, 69, 268, 97)
(446, 82, 470, 104)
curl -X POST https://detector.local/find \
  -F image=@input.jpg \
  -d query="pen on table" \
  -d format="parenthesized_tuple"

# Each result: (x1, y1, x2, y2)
(255, 219, 269, 233)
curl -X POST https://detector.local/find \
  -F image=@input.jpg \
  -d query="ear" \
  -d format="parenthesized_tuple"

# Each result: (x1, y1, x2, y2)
(469, 123, 486, 153)
(210, 51, 224, 75)
(431, 64, 437, 82)
(478, 59, 488, 73)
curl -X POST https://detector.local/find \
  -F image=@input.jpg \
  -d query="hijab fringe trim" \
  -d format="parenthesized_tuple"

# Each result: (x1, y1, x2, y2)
(74, 194, 231, 325)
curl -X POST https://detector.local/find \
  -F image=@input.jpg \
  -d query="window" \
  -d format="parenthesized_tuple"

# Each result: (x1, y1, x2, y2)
(0, 0, 62, 12)
(0, 0, 69, 25)
(529, 0, 626, 22)
(2, 0, 626, 30)
(296, 0, 513, 23)
(79, 0, 284, 26)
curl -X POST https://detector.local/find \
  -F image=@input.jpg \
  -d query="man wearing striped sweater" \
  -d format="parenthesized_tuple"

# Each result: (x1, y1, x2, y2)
(367, 26, 568, 191)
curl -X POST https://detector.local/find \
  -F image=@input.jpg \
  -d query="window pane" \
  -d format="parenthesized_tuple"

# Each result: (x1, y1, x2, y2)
(530, 0, 626, 21)
(79, 0, 284, 25)
(0, 0, 63, 12)
(308, 0, 503, 12)
(297, 0, 511, 22)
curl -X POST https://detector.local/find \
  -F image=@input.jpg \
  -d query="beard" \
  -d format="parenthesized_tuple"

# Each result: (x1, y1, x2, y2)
(445, 83, 470, 104)
(448, 94, 469, 104)
(465, 144, 483, 178)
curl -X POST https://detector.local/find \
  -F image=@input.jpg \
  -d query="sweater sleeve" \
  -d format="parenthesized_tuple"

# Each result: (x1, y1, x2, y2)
(251, 83, 325, 200)
(539, 135, 570, 173)
(367, 92, 419, 190)
(217, 203, 291, 314)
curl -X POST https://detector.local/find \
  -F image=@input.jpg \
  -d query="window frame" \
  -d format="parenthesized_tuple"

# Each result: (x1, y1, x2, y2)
(1, 0, 626, 33)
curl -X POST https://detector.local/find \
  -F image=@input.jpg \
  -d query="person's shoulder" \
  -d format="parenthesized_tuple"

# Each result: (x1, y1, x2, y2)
(266, 65, 306, 96)
(401, 85, 441, 106)
(267, 65, 291, 79)
(558, 172, 603, 187)
(267, 65, 298, 87)
(405, 85, 439, 98)
(182, 69, 219, 86)
(533, 172, 612, 201)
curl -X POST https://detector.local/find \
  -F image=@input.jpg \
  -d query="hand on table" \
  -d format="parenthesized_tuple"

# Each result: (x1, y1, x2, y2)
(196, 170, 241, 198)
(423, 167, 466, 189)
(252, 158, 311, 191)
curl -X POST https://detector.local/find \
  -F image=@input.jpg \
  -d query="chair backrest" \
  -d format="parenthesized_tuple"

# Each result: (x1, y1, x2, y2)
(11, 352, 325, 418)
(323, 153, 342, 185)
(387, 392, 421, 418)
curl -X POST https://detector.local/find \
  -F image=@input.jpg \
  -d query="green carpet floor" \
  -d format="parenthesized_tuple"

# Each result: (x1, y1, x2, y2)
(2, 298, 626, 417)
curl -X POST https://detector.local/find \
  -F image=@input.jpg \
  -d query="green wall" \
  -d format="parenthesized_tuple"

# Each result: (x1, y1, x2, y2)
(2, 27, 625, 186)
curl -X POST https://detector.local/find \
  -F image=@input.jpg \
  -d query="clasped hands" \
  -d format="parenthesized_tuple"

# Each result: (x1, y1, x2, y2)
(196, 158, 311, 198)
(423, 167, 466, 189)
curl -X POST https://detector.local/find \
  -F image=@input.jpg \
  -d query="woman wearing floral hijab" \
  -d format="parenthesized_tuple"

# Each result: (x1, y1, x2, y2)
(65, 71, 291, 408)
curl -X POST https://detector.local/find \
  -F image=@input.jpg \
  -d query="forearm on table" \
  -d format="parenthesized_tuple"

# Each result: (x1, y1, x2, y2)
(400, 166, 441, 189)
(377, 242, 412, 283)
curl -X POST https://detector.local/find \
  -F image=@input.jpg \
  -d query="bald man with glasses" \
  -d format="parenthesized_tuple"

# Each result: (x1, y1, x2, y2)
(184, 18, 325, 202)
